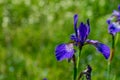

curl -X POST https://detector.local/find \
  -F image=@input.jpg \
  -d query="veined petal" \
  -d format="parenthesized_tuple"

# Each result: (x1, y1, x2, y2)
(55, 43, 74, 61)
(74, 14, 78, 37)
(86, 40, 110, 59)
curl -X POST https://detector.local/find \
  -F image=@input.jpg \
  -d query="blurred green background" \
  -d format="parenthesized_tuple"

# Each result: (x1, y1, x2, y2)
(0, 0, 120, 80)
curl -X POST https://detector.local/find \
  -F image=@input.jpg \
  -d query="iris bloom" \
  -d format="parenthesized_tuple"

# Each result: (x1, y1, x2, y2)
(55, 14, 110, 61)
(107, 5, 120, 36)
(43, 78, 47, 80)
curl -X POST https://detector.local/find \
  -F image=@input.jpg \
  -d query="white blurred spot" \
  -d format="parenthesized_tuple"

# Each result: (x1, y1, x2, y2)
(2, 17, 9, 28)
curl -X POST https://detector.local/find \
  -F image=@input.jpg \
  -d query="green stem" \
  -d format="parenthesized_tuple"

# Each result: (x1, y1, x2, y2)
(73, 55, 77, 80)
(77, 46, 82, 73)
(112, 35, 115, 49)
(109, 35, 115, 61)
(74, 65, 77, 80)
(107, 61, 110, 80)
(107, 35, 115, 80)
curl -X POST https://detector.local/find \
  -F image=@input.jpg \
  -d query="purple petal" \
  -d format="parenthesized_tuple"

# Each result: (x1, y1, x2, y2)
(106, 19, 111, 24)
(108, 22, 120, 35)
(86, 40, 110, 59)
(74, 14, 78, 37)
(86, 19, 90, 36)
(112, 10, 120, 17)
(86, 39, 98, 44)
(43, 78, 47, 80)
(118, 5, 120, 11)
(70, 33, 78, 42)
(55, 43, 74, 61)
(95, 43, 110, 59)
(78, 22, 88, 44)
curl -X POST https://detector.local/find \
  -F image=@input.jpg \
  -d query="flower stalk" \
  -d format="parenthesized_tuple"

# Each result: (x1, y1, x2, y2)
(107, 35, 115, 80)
(77, 46, 82, 73)
(109, 35, 115, 62)
(72, 55, 77, 80)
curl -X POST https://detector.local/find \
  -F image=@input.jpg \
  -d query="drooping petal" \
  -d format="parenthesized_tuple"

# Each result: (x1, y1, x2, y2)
(95, 43, 110, 59)
(74, 14, 78, 37)
(55, 43, 74, 61)
(78, 22, 88, 44)
(86, 40, 110, 59)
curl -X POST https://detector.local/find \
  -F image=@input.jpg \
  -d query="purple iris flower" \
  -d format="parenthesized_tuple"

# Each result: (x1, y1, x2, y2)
(107, 5, 120, 35)
(55, 14, 110, 61)
(43, 78, 47, 80)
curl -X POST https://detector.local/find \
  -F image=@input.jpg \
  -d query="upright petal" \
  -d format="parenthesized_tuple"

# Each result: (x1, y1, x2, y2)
(87, 19, 90, 26)
(74, 14, 78, 37)
(78, 22, 88, 44)
(55, 43, 74, 61)
(86, 19, 90, 36)
(86, 40, 110, 59)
